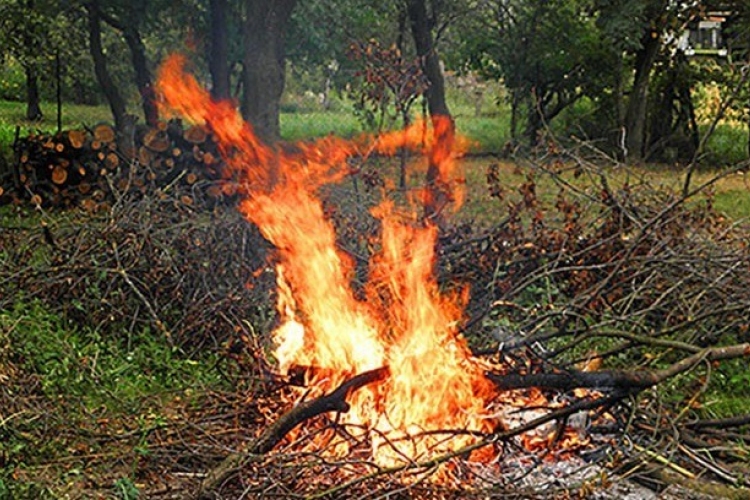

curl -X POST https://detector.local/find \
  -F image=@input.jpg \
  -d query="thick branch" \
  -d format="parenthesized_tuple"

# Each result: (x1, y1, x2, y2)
(195, 366, 388, 498)
(251, 366, 389, 454)
(487, 344, 750, 392)
(686, 414, 750, 430)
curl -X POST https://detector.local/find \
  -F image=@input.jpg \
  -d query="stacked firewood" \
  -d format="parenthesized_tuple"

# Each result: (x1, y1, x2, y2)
(3, 120, 238, 211)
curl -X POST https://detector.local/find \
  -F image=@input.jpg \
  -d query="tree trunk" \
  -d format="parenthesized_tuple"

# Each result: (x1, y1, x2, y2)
(406, 0, 449, 117)
(241, 0, 297, 143)
(527, 88, 542, 148)
(55, 51, 62, 132)
(122, 28, 158, 126)
(624, 30, 661, 162)
(96, 9, 158, 127)
(406, 0, 452, 225)
(22, 0, 43, 121)
(25, 65, 43, 121)
(86, 1, 127, 131)
(510, 88, 521, 143)
(209, 0, 231, 101)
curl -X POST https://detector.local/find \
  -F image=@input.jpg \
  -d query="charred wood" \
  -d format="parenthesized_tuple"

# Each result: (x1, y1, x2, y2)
(195, 366, 389, 498)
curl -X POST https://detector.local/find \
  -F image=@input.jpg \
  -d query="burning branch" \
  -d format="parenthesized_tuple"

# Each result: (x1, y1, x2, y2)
(197, 366, 389, 497)
(310, 391, 628, 499)
(253, 366, 389, 454)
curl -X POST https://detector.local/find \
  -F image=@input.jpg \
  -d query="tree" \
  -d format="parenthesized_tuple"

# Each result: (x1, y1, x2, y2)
(0, 0, 54, 120)
(241, 0, 297, 143)
(406, 0, 454, 223)
(601, 0, 670, 161)
(461, 0, 614, 148)
(406, 0, 450, 118)
(95, 0, 160, 126)
(208, 0, 231, 100)
(347, 38, 428, 187)
(85, 0, 128, 130)
(723, 0, 750, 157)
(596, 0, 699, 161)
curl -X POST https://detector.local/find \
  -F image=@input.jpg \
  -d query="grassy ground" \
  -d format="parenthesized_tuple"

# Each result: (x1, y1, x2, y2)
(0, 299, 229, 497)
(0, 101, 113, 150)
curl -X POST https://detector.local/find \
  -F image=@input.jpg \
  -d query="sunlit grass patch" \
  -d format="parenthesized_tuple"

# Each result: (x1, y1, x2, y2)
(281, 110, 364, 141)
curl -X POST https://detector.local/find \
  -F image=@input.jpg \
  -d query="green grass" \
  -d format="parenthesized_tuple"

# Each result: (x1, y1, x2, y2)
(0, 100, 116, 160)
(0, 100, 114, 130)
(702, 356, 750, 419)
(702, 123, 749, 166)
(455, 114, 510, 153)
(281, 110, 365, 141)
(713, 188, 750, 221)
(1, 301, 224, 414)
(0, 299, 229, 496)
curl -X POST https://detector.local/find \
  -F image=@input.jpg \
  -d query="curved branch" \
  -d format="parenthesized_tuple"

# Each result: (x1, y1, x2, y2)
(252, 366, 389, 454)
(195, 366, 389, 498)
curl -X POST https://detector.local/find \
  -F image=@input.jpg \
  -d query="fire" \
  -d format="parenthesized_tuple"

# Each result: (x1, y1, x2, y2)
(156, 54, 496, 465)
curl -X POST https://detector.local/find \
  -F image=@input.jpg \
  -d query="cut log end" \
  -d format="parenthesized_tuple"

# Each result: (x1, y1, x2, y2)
(144, 128, 171, 153)
(51, 165, 68, 185)
(184, 124, 208, 144)
(93, 123, 116, 144)
(68, 129, 87, 149)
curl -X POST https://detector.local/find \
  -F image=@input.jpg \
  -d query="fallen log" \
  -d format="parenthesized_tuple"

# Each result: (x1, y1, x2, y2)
(196, 366, 389, 498)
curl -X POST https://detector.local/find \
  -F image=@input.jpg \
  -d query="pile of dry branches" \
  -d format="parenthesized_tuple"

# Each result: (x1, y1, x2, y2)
(0, 187, 273, 353)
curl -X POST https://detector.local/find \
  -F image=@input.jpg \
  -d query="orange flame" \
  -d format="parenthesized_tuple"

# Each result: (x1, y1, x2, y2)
(156, 54, 495, 464)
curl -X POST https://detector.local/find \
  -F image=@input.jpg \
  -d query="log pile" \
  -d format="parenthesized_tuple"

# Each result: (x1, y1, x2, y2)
(3, 120, 238, 211)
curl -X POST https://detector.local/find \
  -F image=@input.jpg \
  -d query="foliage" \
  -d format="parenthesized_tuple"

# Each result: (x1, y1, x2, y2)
(346, 38, 428, 131)
(0, 0, 106, 105)
(288, 0, 401, 74)
(0, 58, 24, 101)
(457, 0, 617, 145)
(114, 477, 140, 500)
(702, 123, 749, 165)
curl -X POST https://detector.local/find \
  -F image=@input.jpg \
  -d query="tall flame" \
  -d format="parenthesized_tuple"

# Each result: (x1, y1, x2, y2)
(156, 54, 495, 464)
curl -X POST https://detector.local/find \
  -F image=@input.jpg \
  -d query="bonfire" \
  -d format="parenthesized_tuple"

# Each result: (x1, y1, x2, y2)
(153, 54, 750, 498)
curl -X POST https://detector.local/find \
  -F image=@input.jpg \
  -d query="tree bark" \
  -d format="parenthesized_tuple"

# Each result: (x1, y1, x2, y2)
(624, 29, 661, 162)
(209, 0, 231, 101)
(406, 0, 449, 117)
(22, 0, 42, 121)
(241, 0, 297, 143)
(86, 1, 127, 131)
